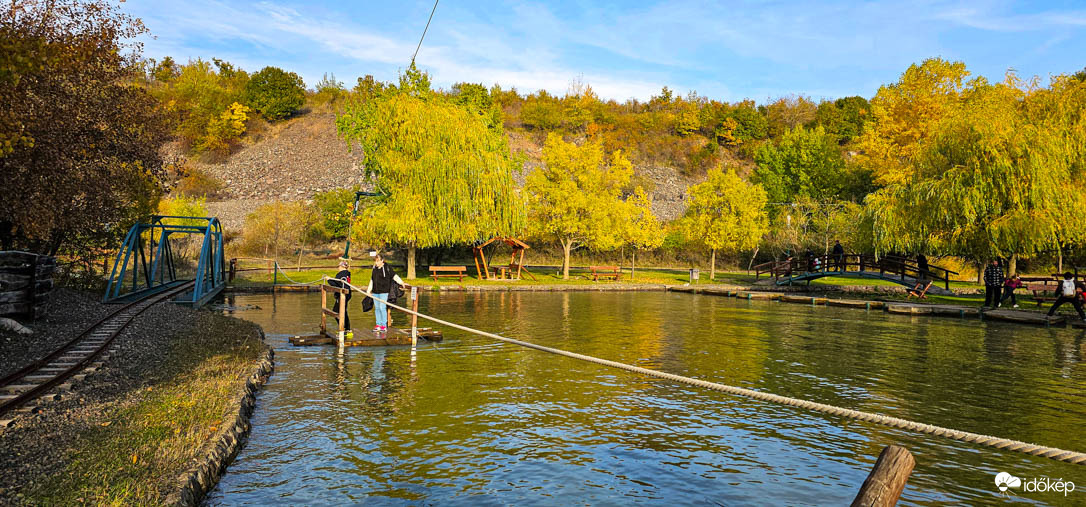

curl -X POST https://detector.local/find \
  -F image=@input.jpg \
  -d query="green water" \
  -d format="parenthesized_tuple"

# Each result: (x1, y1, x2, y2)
(205, 291, 1086, 505)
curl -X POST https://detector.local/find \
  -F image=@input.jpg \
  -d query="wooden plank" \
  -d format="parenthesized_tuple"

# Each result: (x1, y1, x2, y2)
(780, 295, 827, 305)
(735, 291, 780, 301)
(290, 327, 443, 347)
(984, 309, 1064, 326)
(827, 299, 885, 309)
(322, 284, 349, 294)
(886, 304, 931, 315)
(851, 445, 915, 507)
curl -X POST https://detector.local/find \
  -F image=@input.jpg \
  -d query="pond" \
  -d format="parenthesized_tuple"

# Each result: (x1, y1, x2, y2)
(205, 291, 1086, 505)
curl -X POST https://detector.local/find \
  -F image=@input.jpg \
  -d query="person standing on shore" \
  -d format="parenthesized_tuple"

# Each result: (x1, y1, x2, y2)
(1047, 272, 1086, 321)
(328, 259, 353, 339)
(916, 253, 929, 280)
(999, 275, 1023, 308)
(367, 252, 405, 333)
(832, 240, 845, 272)
(983, 259, 1004, 308)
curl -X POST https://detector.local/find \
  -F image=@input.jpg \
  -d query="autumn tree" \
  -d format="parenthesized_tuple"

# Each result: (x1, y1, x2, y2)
(621, 187, 664, 279)
(0, 0, 169, 256)
(680, 167, 769, 280)
(765, 95, 818, 138)
(812, 96, 870, 144)
(245, 66, 305, 121)
(525, 134, 638, 279)
(336, 64, 523, 278)
(861, 70, 1086, 272)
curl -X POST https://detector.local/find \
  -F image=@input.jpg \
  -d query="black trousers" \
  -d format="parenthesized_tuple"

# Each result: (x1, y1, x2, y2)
(1047, 296, 1086, 319)
(984, 285, 1001, 307)
(998, 287, 1017, 306)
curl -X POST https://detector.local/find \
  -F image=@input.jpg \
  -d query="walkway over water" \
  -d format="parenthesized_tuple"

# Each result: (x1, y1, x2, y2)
(754, 254, 958, 293)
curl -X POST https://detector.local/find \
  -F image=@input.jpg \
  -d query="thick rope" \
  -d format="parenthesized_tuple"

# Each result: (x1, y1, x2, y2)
(271, 262, 328, 286)
(339, 281, 1086, 466)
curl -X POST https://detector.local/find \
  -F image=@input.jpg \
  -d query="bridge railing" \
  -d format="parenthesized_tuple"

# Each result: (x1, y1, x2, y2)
(753, 254, 958, 290)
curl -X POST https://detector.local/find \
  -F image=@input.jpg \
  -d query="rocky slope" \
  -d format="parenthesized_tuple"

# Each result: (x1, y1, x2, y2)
(191, 111, 696, 231)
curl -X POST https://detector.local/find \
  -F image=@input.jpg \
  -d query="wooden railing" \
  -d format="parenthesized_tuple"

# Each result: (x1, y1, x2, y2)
(753, 254, 959, 290)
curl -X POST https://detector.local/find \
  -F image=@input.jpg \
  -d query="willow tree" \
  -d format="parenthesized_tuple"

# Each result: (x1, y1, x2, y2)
(336, 65, 523, 278)
(862, 72, 1086, 274)
(525, 133, 645, 279)
(680, 167, 769, 280)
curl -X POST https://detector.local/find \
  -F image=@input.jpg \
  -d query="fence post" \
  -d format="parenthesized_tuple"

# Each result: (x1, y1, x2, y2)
(320, 283, 328, 336)
(410, 286, 419, 346)
(852, 445, 915, 507)
(337, 291, 346, 349)
(272, 261, 278, 287)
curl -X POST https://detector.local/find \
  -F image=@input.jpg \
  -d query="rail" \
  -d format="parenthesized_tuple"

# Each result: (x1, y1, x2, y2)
(753, 254, 959, 290)
(1, 280, 196, 416)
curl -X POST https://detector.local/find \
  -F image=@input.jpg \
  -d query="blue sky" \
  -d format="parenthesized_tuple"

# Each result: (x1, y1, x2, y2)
(126, 0, 1086, 102)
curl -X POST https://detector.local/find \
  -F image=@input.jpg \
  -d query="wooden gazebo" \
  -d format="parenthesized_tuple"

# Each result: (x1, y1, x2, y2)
(473, 237, 536, 281)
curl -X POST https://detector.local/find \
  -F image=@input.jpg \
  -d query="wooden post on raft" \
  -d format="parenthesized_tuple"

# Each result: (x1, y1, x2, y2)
(851, 445, 915, 507)
(410, 286, 419, 346)
(320, 283, 328, 335)
(337, 290, 346, 348)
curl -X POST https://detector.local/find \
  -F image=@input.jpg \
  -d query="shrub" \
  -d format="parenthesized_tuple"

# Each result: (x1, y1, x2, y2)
(194, 102, 249, 154)
(312, 187, 357, 240)
(174, 166, 225, 199)
(244, 66, 305, 121)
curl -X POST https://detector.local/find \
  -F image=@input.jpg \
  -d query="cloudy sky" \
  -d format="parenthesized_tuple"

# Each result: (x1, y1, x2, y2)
(126, 0, 1086, 102)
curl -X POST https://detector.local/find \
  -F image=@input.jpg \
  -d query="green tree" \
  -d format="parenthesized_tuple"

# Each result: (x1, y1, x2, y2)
(680, 167, 769, 280)
(753, 126, 853, 203)
(313, 187, 357, 240)
(245, 66, 305, 121)
(525, 134, 636, 279)
(812, 96, 870, 144)
(336, 64, 523, 278)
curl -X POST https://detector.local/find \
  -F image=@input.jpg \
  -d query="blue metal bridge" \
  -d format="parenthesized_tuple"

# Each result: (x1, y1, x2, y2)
(103, 215, 225, 308)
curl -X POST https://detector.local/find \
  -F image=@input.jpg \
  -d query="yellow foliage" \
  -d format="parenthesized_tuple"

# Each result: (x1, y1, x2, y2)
(195, 102, 249, 154)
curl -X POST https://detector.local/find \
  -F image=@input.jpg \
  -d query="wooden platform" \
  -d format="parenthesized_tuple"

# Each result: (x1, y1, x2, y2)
(780, 295, 827, 305)
(827, 299, 884, 309)
(886, 303, 978, 317)
(289, 327, 444, 347)
(983, 309, 1066, 326)
(735, 291, 780, 301)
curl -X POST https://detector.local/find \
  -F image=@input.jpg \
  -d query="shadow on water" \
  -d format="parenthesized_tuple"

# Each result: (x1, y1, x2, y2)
(205, 291, 1086, 505)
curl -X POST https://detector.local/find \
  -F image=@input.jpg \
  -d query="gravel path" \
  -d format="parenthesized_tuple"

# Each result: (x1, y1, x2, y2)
(0, 293, 264, 505)
(0, 289, 114, 380)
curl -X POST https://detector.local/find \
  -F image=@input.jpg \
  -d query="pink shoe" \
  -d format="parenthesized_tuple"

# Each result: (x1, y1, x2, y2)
(373, 326, 381, 332)
(379, 325, 387, 332)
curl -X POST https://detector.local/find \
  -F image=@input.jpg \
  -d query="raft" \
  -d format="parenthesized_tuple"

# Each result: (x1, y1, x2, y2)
(290, 326, 443, 347)
(984, 309, 1065, 326)
(735, 291, 780, 301)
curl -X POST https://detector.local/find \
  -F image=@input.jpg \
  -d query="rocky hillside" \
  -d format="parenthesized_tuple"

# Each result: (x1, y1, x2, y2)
(192, 111, 697, 231)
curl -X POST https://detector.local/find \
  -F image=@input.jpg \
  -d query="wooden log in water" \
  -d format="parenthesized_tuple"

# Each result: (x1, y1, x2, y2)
(780, 295, 827, 305)
(851, 445, 915, 507)
(735, 291, 780, 301)
(985, 309, 1064, 326)
(668, 286, 698, 294)
(885, 304, 932, 315)
(827, 299, 885, 309)
(700, 288, 732, 296)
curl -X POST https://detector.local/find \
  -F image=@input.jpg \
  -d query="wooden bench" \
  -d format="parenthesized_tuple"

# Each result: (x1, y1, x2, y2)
(429, 266, 467, 282)
(589, 265, 621, 281)
(1027, 284, 1059, 307)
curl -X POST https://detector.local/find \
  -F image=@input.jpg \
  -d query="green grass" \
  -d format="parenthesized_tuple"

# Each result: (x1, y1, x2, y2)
(30, 315, 263, 505)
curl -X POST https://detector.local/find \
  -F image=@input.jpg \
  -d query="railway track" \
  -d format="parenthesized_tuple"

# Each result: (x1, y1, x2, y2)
(0, 280, 196, 417)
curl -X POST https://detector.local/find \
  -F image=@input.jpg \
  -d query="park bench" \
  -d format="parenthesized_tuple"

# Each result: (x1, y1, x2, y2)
(589, 265, 621, 281)
(1027, 284, 1060, 307)
(429, 265, 467, 282)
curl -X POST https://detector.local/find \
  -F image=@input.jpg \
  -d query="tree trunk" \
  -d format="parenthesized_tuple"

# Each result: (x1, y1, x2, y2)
(631, 250, 636, 281)
(747, 247, 759, 272)
(1058, 249, 1064, 273)
(562, 240, 573, 280)
(1008, 254, 1017, 277)
(709, 248, 716, 281)
(407, 243, 417, 279)
(976, 260, 983, 284)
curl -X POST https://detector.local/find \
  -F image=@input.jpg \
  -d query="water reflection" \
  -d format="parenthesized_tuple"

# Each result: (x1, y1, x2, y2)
(207, 291, 1086, 506)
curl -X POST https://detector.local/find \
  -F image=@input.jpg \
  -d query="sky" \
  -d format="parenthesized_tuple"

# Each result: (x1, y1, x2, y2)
(125, 0, 1086, 103)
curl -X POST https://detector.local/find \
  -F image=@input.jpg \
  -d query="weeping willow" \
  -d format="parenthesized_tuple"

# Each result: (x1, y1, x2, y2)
(862, 74, 1086, 263)
(336, 65, 525, 277)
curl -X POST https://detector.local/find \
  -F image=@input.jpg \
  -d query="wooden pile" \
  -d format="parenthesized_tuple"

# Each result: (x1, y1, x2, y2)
(0, 251, 56, 320)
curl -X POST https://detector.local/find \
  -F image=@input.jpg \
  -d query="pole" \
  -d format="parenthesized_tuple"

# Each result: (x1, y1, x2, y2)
(851, 445, 915, 507)
(338, 291, 346, 349)
(410, 286, 419, 346)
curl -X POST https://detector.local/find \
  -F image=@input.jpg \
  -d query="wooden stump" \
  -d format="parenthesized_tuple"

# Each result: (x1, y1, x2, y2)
(852, 445, 915, 507)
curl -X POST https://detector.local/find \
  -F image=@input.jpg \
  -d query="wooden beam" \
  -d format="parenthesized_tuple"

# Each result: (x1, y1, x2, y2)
(852, 445, 915, 507)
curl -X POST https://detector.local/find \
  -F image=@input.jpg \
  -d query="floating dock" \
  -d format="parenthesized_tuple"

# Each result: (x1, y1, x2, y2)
(290, 327, 443, 347)
(982, 309, 1065, 326)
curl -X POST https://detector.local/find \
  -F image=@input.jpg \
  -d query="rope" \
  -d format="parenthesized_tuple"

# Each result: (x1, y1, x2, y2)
(336, 280, 1086, 466)
(412, 0, 440, 64)
(272, 262, 328, 286)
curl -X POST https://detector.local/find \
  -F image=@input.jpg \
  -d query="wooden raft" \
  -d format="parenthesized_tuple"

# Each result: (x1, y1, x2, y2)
(290, 326, 443, 347)
(983, 309, 1065, 326)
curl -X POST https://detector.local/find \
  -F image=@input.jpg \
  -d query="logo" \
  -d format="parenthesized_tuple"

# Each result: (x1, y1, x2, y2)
(995, 472, 1021, 495)
(995, 472, 1076, 497)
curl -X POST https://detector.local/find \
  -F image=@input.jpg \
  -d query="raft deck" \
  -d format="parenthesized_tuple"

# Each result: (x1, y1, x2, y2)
(290, 327, 444, 347)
